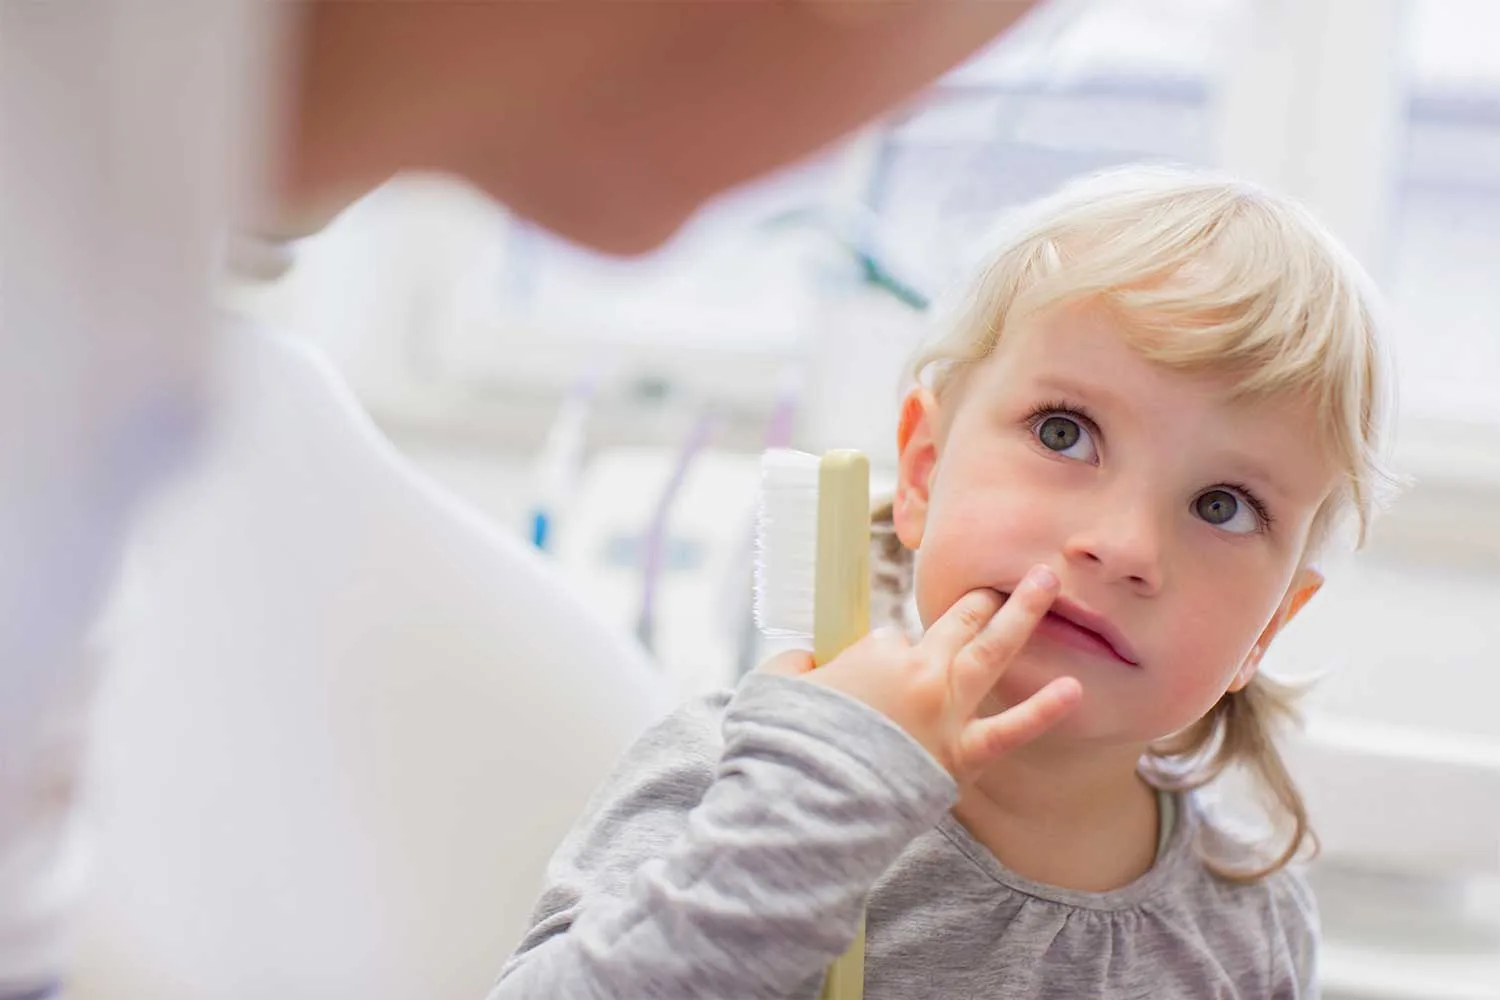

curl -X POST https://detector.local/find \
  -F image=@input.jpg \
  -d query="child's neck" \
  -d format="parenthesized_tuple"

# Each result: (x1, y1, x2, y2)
(954, 740, 1160, 894)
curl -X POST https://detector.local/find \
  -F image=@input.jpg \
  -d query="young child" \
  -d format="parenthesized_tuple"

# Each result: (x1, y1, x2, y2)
(491, 165, 1394, 999)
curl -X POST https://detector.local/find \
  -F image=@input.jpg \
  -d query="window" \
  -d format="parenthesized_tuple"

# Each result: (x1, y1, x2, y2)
(873, 0, 1245, 284)
(1387, 0, 1500, 424)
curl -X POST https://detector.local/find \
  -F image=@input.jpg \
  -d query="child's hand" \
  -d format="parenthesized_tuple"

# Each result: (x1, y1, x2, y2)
(761, 565, 1081, 785)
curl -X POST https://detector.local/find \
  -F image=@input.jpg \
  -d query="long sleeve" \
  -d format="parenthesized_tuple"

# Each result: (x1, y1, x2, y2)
(2, 3, 261, 990)
(492, 672, 956, 1000)
(0, 653, 96, 998)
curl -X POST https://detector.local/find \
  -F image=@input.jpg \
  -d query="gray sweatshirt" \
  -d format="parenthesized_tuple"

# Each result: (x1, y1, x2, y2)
(493, 673, 1318, 999)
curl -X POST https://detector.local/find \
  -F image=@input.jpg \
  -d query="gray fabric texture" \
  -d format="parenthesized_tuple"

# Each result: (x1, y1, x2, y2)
(493, 673, 1317, 999)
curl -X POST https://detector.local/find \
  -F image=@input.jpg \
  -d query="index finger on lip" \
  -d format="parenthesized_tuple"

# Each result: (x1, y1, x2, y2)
(951, 566, 1059, 710)
(919, 587, 1004, 662)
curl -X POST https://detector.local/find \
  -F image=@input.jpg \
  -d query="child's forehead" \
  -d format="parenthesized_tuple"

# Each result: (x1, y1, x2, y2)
(975, 304, 1332, 462)
(988, 303, 1270, 402)
(985, 303, 1192, 380)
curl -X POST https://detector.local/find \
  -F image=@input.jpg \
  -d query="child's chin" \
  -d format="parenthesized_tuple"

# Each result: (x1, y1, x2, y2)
(989, 661, 1129, 742)
(986, 657, 1068, 711)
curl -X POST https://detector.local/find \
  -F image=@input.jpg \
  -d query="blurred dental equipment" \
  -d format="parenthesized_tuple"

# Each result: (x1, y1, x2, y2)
(526, 362, 605, 552)
(636, 407, 722, 651)
(763, 366, 806, 453)
(559, 446, 762, 698)
(762, 205, 933, 312)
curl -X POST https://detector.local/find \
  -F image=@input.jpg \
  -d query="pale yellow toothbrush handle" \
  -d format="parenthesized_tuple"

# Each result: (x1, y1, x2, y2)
(819, 917, 866, 1000)
(813, 451, 870, 668)
(813, 451, 871, 1000)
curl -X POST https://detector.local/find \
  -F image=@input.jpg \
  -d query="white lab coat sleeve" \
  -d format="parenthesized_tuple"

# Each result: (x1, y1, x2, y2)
(0, 0, 273, 988)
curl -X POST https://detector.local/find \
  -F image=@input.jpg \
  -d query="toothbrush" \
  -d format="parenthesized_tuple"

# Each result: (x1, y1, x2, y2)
(754, 447, 871, 1000)
(734, 366, 805, 679)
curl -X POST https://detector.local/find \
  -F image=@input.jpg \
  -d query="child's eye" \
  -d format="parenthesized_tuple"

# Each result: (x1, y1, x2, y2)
(1194, 487, 1267, 535)
(1034, 414, 1098, 463)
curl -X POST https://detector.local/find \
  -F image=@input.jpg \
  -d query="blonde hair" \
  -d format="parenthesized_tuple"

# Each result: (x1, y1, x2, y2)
(872, 164, 1396, 881)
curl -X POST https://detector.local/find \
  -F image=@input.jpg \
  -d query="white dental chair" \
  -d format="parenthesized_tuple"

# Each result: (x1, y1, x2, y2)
(69, 327, 670, 999)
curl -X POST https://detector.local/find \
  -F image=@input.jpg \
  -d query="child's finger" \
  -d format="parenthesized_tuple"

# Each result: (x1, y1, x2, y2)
(955, 676, 1082, 772)
(918, 588, 1003, 663)
(757, 649, 817, 678)
(950, 565, 1059, 712)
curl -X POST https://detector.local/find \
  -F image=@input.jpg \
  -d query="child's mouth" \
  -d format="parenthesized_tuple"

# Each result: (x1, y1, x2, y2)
(996, 590, 1141, 666)
(1034, 613, 1132, 666)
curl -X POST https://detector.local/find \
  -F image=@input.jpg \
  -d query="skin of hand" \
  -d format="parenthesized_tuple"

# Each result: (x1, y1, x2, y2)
(269, 1, 1045, 253)
(761, 566, 1083, 785)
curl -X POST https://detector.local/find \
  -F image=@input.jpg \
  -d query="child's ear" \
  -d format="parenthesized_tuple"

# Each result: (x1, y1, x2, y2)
(894, 388, 941, 551)
(1227, 567, 1325, 692)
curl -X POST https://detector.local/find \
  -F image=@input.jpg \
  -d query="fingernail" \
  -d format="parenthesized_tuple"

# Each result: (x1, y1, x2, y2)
(1028, 565, 1059, 590)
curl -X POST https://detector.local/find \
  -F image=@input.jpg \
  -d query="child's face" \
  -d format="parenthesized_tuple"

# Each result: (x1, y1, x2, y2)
(894, 303, 1335, 746)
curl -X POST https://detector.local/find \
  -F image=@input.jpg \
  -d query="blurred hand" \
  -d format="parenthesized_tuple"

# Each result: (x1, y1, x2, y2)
(762, 566, 1082, 784)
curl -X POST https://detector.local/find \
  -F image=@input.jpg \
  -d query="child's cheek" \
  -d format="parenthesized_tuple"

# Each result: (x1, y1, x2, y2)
(1154, 654, 1241, 733)
(922, 496, 1025, 603)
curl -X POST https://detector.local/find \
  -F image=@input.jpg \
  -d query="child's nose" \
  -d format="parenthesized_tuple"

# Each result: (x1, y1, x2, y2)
(1061, 494, 1165, 595)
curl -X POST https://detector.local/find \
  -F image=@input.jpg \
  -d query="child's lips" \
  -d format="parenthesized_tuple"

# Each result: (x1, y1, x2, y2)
(996, 590, 1141, 666)
(1049, 597, 1141, 666)
(1035, 610, 1140, 667)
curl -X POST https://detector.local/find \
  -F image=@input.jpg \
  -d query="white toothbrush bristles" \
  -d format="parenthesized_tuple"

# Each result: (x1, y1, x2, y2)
(753, 448, 821, 639)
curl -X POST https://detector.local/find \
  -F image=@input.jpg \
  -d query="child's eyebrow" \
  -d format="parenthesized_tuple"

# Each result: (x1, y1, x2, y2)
(1211, 450, 1293, 501)
(1029, 373, 1128, 412)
